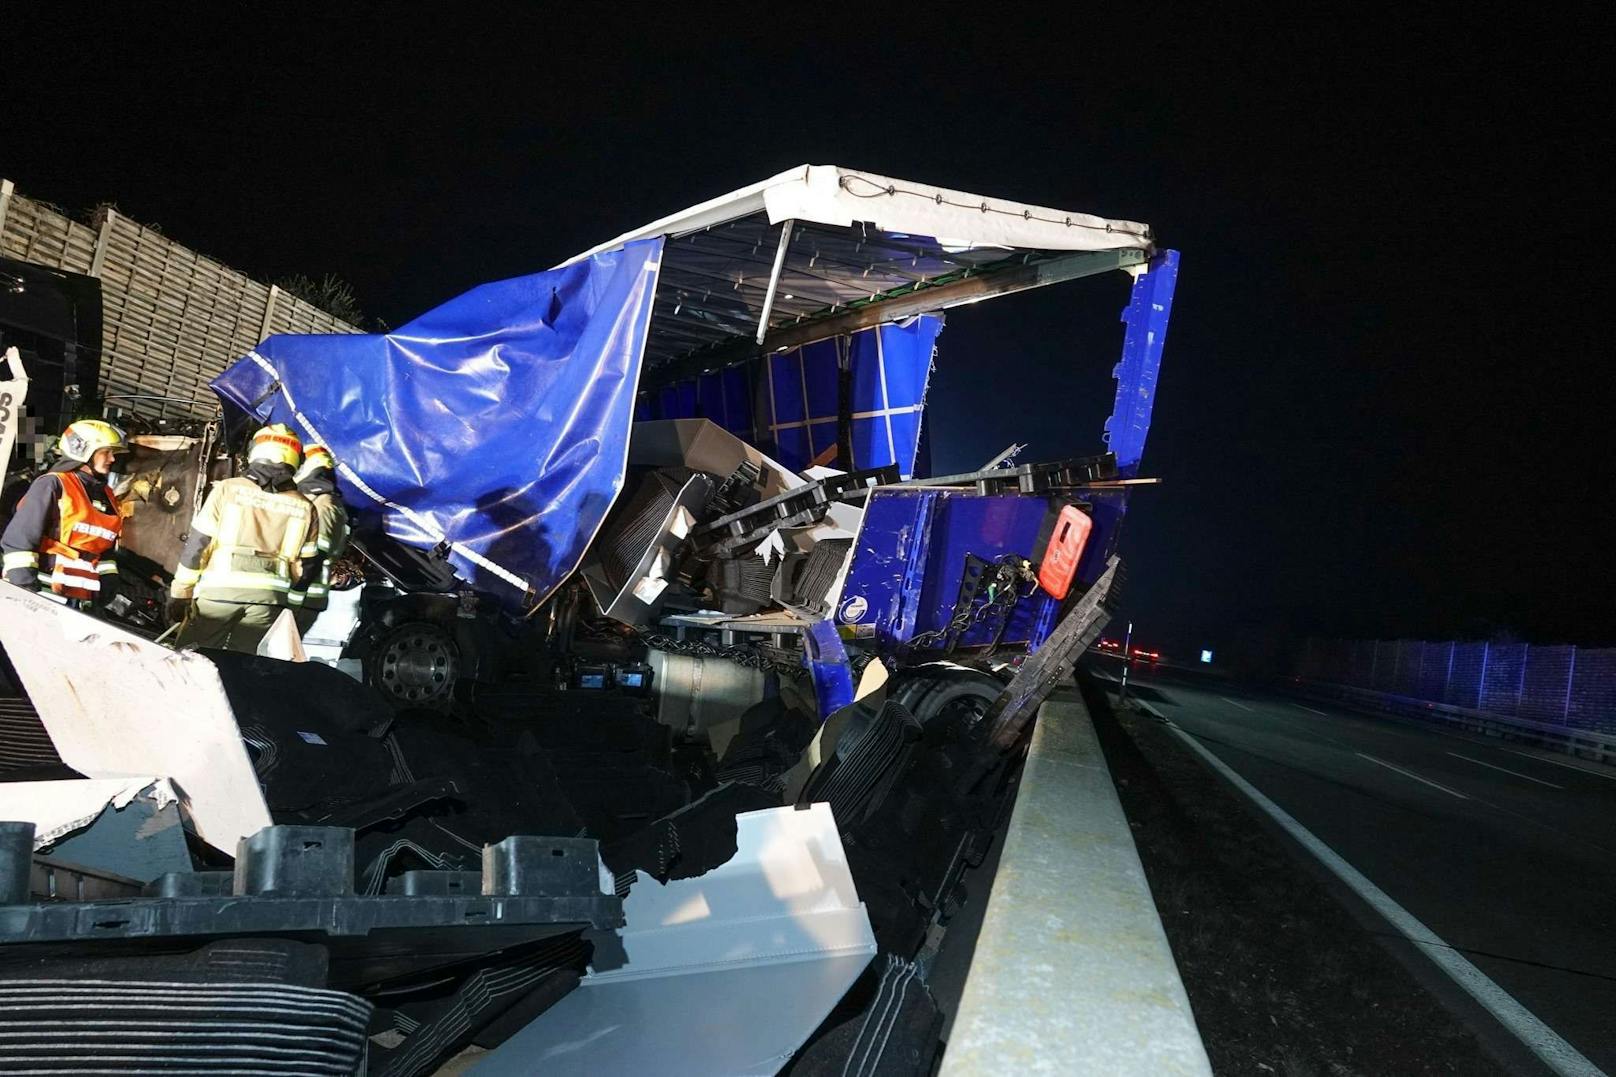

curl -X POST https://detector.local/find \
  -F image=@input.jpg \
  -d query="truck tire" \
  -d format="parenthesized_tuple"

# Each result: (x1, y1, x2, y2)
(368, 621, 459, 710)
(889, 664, 1004, 730)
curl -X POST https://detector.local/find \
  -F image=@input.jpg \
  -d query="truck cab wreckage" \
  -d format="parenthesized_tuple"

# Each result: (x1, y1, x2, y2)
(0, 166, 1187, 1074)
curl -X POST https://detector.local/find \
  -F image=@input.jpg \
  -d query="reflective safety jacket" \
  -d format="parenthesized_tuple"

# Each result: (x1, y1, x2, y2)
(290, 488, 349, 612)
(172, 477, 313, 606)
(1, 469, 123, 600)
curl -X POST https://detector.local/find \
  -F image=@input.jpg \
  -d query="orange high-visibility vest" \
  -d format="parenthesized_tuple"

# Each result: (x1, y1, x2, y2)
(37, 472, 122, 600)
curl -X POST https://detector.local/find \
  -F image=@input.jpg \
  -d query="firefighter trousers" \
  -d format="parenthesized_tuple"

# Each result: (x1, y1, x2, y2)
(175, 599, 284, 654)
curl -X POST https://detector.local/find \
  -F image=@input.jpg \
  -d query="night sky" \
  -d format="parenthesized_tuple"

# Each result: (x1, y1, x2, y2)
(6, 9, 1607, 659)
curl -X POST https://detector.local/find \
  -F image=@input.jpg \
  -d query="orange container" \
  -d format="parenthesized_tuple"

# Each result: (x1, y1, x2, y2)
(1036, 504, 1092, 600)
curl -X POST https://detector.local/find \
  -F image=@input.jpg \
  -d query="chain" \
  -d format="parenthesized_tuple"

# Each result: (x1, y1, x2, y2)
(908, 556, 1034, 653)
(640, 632, 808, 679)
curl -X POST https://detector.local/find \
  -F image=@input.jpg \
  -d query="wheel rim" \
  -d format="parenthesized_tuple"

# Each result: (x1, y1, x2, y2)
(377, 625, 458, 706)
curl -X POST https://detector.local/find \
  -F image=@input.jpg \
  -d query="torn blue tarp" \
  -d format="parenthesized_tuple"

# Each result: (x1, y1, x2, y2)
(1081, 249, 1180, 584)
(1104, 250, 1178, 475)
(634, 367, 753, 441)
(212, 239, 665, 610)
(635, 315, 941, 478)
(765, 315, 940, 479)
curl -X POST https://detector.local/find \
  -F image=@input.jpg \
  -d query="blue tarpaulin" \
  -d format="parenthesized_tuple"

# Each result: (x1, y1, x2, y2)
(765, 316, 939, 479)
(212, 239, 665, 610)
(634, 367, 753, 441)
(1104, 249, 1178, 475)
(635, 315, 941, 479)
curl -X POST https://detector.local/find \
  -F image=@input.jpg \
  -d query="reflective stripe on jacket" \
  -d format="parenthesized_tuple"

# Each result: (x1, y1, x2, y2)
(37, 472, 122, 600)
(180, 477, 313, 606)
(288, 559, 334, 608)
(290, 491, 348, 611)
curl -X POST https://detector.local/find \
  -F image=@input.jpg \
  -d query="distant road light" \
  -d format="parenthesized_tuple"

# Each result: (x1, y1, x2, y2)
(1200, 649, 1214, 664)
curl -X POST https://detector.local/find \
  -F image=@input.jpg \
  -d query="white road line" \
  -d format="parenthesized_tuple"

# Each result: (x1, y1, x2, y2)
(1169, 727, 1603, 1077)
(1356, 752, 1471, 800)
(1496, 746, 1616, 783)
(1220, 696, 1255, 712)
(1447, 752, 1566, 790)
(1286, 694, 1616, 783)
(1295, 704, 1331, 717)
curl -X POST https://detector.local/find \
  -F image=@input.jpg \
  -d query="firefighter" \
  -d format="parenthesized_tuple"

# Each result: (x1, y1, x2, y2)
(289, 444, 349, 635)
(169, 423, 313, 653)
(1, 419, 130, 606)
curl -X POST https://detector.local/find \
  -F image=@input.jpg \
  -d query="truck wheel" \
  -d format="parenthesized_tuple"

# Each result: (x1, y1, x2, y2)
(889, 665, 1004, 731)
(370, 622, 459, 709)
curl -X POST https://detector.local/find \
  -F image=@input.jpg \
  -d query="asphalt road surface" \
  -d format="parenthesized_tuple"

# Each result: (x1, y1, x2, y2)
(1111, 662, 1616, 1074)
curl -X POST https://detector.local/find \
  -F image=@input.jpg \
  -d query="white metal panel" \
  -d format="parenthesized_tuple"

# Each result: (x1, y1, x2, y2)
(0, 588, 271, 855)
(1, 347, 27, 488)
(473, 803, 877, 1077)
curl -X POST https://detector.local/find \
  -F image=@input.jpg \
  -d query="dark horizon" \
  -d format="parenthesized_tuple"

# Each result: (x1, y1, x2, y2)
(6, 8, 1607, 656)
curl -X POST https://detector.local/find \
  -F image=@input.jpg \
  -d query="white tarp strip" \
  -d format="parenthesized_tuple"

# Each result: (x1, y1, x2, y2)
(766, 403, 925, 433)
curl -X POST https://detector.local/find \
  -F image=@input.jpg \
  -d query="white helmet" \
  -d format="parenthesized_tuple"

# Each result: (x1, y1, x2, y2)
(59, 419, 129, 463)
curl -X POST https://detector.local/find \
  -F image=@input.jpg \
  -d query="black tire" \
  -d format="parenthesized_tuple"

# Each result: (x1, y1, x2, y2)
(889, 664, 1004, 730)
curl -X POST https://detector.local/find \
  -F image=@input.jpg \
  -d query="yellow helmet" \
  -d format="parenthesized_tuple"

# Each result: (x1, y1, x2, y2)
(294, 444, 337, 483)
(248, 423, 304, 468)
(59, 419, 129, 463)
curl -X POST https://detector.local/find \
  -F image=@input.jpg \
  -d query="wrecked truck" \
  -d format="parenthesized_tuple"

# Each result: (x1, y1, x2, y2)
(215, 165, 1177, 716)
(0, 165, 1178, 1074)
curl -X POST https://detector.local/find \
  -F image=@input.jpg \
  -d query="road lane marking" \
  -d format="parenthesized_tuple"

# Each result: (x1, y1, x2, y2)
(1355, 752, 1471, 800)
(1447, 752, 1565, 790)
(1496, 746, 1616, 783)
(1295, 704, 1331, 717)
(1169, 726, 1603, 1077)
(1220, 696, 1255, 712)
(1284, 695, 1616, 783)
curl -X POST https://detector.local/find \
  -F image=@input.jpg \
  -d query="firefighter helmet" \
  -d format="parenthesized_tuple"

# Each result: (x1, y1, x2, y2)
(58, 419, 129, 463)
(248, 423, 304, 468)
(294, 444, 336, 483)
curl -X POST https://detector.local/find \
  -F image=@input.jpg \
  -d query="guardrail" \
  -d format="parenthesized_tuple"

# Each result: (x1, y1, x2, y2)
(1291, 680, 1616, 766)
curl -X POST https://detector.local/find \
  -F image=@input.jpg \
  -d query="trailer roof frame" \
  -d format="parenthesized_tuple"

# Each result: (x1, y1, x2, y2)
(557, 166, 1155, 387)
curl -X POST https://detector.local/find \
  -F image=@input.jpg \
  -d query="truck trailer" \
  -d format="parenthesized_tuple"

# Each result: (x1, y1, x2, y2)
(0, 165, 1185, 1075)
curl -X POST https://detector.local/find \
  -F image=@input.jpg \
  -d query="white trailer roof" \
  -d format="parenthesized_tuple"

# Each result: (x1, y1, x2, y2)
(561, 164, 1151, 266)
(560, 165, 1156, 380)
